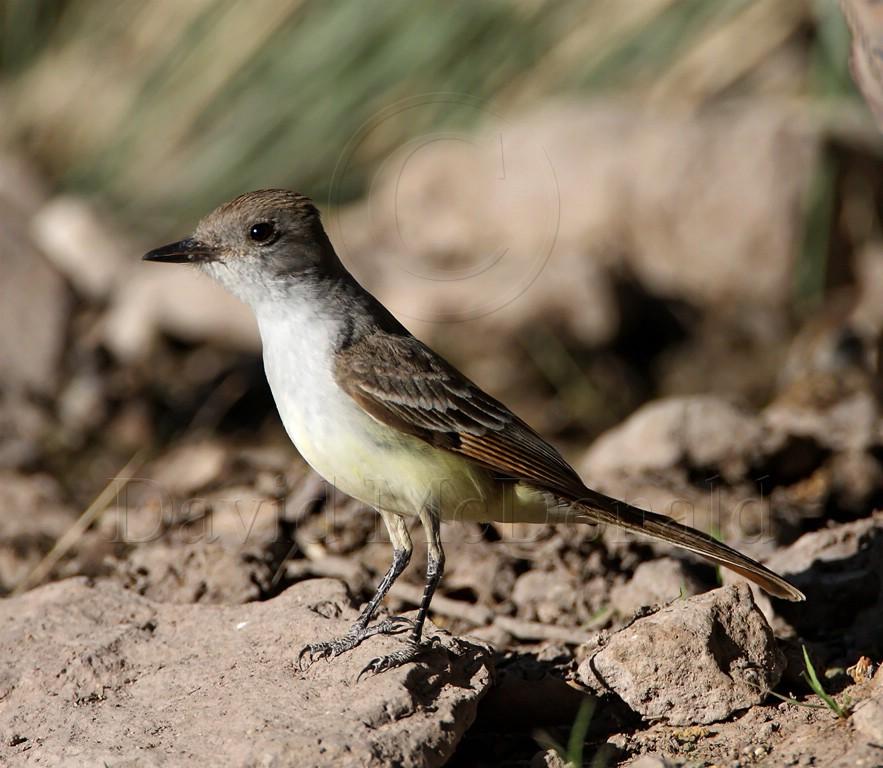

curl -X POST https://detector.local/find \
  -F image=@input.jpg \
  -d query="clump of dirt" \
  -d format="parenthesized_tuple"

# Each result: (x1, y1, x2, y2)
(0, 578, 491, 767)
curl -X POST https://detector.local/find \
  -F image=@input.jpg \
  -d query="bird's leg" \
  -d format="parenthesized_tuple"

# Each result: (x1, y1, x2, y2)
(298, 510, 412, 670)
(360, 505, 445, 678)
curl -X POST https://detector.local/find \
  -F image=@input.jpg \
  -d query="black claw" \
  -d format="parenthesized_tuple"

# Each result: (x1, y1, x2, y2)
(357, 641, 425, 682)
(297, 641, 337, 672)
(298, 630, 361, 672)
(298, 616, 418, 672)
(371, 616, 415, 635)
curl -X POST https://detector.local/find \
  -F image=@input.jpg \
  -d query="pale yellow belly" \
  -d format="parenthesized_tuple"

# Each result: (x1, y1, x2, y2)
(284, 398, 555, 524)
(256, 306, 560, 522)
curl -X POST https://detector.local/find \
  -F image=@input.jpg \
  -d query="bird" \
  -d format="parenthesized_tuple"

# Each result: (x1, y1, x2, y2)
(144, 189, 805, 676)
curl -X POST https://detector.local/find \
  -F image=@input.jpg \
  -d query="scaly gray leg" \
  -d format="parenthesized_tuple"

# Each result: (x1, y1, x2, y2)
(359, 505, 445, 678)
(299, 510, 413, 670)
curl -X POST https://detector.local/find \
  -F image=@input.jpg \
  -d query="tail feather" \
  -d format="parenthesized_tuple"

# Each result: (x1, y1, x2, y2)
(571, 488, 805, 602)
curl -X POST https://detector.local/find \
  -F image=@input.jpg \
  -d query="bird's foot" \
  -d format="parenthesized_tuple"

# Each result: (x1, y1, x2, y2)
(357, 635, 443, 681)
(298, 616, 413, 671)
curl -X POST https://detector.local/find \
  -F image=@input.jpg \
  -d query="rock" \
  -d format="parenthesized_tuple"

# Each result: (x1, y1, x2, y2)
(104, 263, 259, 361)
(207, 488, 281, 550)
(851, 666, 883, 743)
(530, 749, 569, 768)
(623, 107, 815, 307)
(852, 699, 883, 745)
(827, 449, 883, 515)
(0, 153, 47, 217)
(511, 568, 578, 625)
(625, 757, 677, 768)
(610, 558, 706, 617)
(341, 104, 814, 333)
(582, 396, 761, 484)
(0, 473, 74, 593)
(840, 0, 883, 129)
(25, 191, 260, 362)
(57, 370, 107, 438)
(0, 578, 491, 767)
(577, 585, 784, 726)
(853, 243, 883, 335)
(30, 196, 127, 299)
(151, 440, 229, 496)
(115, 539, 272, 604)
(576, 395, 785, 552)
(336, 105, 617, 339)
(762, 390, 879, 455)
(761, 513, 883, 657)
(0, 391, 49, 469)
(0, 206, 69, 394)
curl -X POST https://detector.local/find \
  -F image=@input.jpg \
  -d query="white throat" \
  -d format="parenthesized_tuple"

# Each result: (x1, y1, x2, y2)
(254, 284, 347, 405)
(251, 283, 371, 484)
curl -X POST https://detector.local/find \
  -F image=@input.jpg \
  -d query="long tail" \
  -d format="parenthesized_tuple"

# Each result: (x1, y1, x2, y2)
(569, 487, 805, 601)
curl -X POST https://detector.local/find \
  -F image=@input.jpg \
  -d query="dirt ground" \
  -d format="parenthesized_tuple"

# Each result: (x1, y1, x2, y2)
(2, 107, 883, 766)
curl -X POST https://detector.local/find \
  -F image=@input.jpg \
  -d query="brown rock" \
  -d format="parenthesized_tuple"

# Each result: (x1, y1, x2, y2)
(761, 513, 883, 658)
(625, 757, 677, 768)
(577, 585, 784, 725)
(0, 578, 491, 767)
(341, 104, 814, 332)
(207, 488, 281, 550)
(530, 749, 569, 768)
(840, 0, 883, 129)
(582, 396, 760, 484)
(0, 208, 69, 395)
(852, 665, 883, 743)
(511, 568, 578, 625)
(0, 153, 47, 217)
(762, 390, 879, 454)
(0, 473, 74, 593)
(610, 558, 706, 617)
(30, 196, 127, 299)
(0, 391, 49, 469)
(151, 440, 229, 496)
(116, 539, 272, 604)
(104, 263, 259, 361)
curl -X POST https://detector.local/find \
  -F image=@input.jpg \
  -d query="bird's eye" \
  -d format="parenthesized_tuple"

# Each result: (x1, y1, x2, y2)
(248, 221, 277, 244)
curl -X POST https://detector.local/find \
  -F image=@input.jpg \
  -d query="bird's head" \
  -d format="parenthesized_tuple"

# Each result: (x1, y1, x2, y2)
(144, 189, 338, 303)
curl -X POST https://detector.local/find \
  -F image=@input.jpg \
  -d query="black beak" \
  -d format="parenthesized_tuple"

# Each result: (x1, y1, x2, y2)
(143, 238, 216, 264)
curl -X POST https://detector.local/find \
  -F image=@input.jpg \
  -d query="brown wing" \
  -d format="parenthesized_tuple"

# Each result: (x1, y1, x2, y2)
(335, 332, 805, 601)
(334, 332, 586, 497)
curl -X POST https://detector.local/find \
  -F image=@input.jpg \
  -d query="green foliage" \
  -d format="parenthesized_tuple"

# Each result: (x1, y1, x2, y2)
(0, 0, 863, 235)
(565, 696, 596, 767)
(535, 696, 605, 768)
(0, 0, 69, 73)
(802, 645, 851, 718)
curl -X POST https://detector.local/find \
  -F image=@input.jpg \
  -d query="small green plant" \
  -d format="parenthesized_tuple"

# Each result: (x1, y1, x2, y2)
(588, 605, 612, 627)
(535, 696, 608, 767)
(745, 647, 851, 718)
(802, 645, 851, 718)
(564, 697, 596, 767)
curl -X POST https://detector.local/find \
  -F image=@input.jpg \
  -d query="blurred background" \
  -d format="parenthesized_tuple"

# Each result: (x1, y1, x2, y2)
(1, 0, 883, 629)
(0, 1, 878, 465)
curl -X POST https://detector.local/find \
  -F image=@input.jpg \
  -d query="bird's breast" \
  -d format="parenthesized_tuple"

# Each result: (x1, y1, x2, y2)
(255, 305, 542, 522)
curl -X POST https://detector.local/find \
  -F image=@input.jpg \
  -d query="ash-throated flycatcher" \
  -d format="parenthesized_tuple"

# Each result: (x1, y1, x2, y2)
(144, 190, 803, 675)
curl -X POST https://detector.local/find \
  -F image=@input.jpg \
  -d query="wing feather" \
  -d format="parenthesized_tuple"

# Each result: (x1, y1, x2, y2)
(333, 330, 804, 601)
(335, 332, 584, 495)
